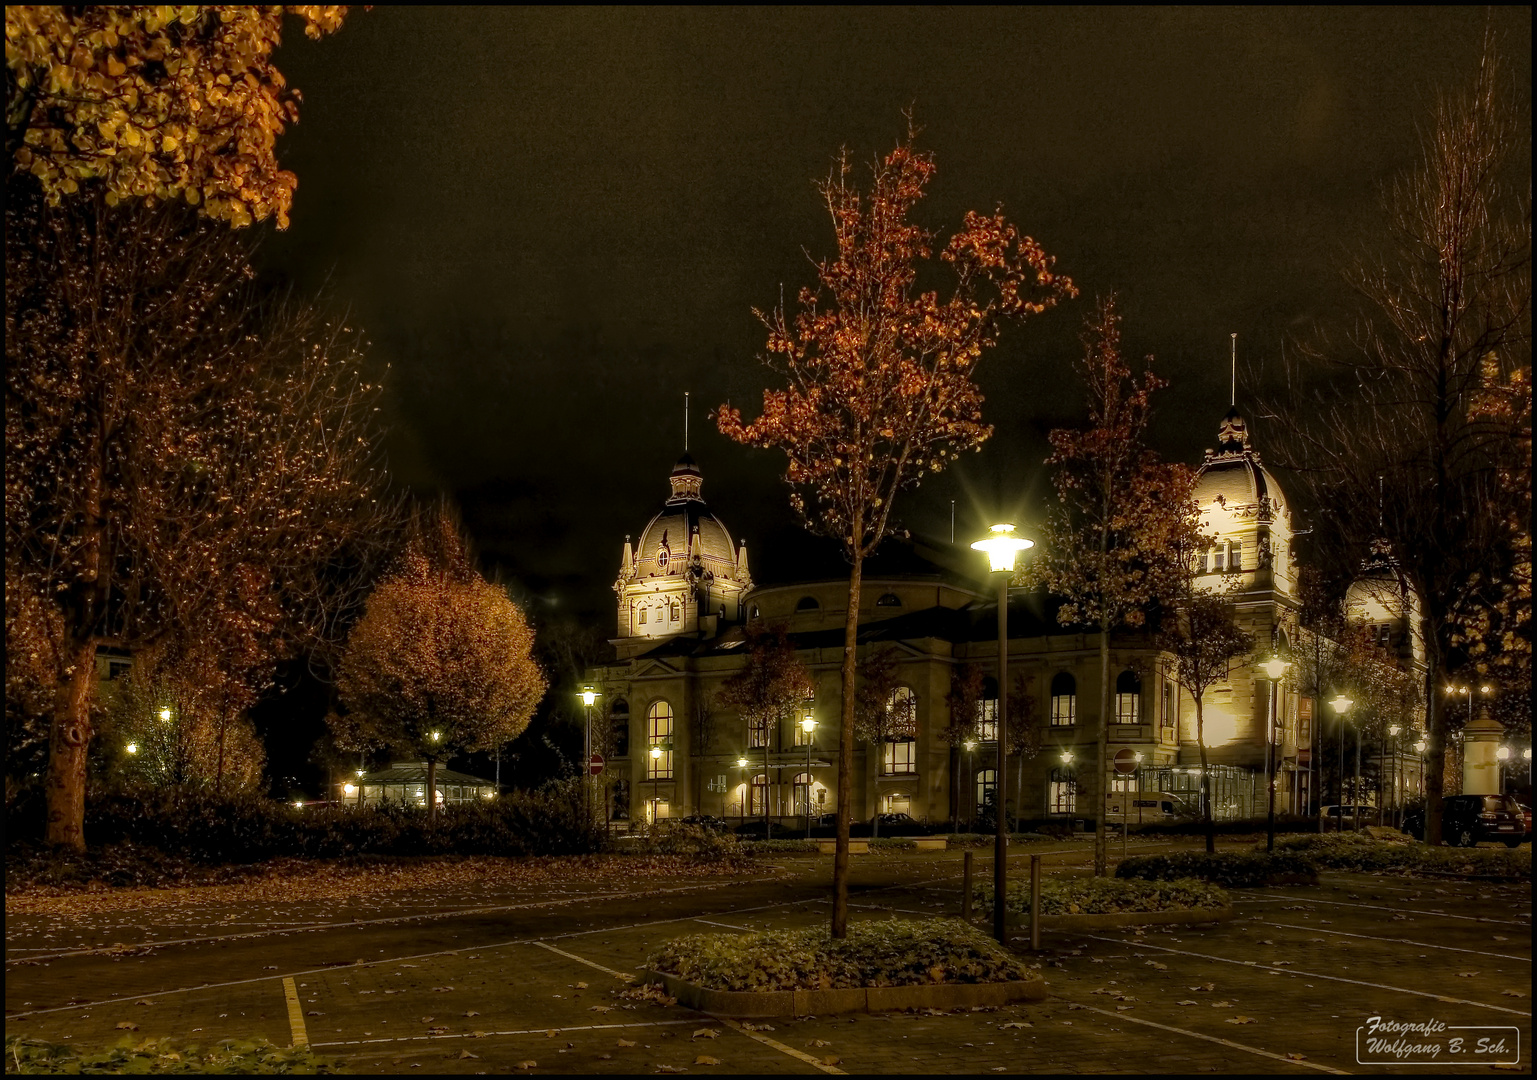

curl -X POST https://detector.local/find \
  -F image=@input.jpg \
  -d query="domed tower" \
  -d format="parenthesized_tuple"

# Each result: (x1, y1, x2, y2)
(1191, 406, 1298, 604)
(613, 454, 752, 654)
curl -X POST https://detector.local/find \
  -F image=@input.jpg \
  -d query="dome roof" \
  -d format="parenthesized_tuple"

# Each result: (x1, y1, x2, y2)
(632, 455, 740, 581)
(1193, 406, 1289, 518)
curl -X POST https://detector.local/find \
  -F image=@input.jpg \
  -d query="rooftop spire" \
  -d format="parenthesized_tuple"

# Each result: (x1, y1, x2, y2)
(684, 390, 689, 453)
(1230, 332, 1237, 407)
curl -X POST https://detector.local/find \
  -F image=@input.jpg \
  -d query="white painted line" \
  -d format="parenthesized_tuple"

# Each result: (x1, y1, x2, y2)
(1076, 934, 1532, 1018)
(692, 918, 750, 931)
(1068, 1002, 1349, 1074)
(1231, 892, 1530, 927)
(529, 940, 633, 980)
(719, 1015, 846, 1075)
(312, 1019, 699, 1048)
(1257, 921, 1531, 963)
(282, 977, 308, 1049)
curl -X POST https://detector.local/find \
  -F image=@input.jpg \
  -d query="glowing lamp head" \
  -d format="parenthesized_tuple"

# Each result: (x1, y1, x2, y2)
(1415, 739, 1427, 753)
(1496, 746, 1511, 761)
(650, 745, 662, 760)
(158, 707, 172, 723)
(429, 730, 441, 743)
(971, 523, 1032, 574)
(1524, 748, 1533, 761)
(1133, 752, 1143, 763)
(483, 790, 495, 799)
(735, 756, 749, 768)
(1389, 724, 1401, 737)
(343, 783, 357, 796)
(293, 800, 304, 809)
(126, 742, 138, 755)
(580, 688, 599, 707)
(963, 739, 977, 752)
(1060, 749, 1074, 764)
(1329, 694, 1353, 715)
(1260, 655, 1289, 681)
(356, 769, 365, 778)
(800, 716, 816, 735)
(1480, 685, 1493, 695)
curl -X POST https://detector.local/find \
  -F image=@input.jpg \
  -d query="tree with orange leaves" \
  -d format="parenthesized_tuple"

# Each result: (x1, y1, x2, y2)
(5, 6, 353, 229)
(717, 122, 1074, 936)
(1032, 296, 1202, 875)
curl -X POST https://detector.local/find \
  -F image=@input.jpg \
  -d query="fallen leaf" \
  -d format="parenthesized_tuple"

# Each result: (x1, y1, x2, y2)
(617, 1039, 637, 1048)
(694, 1055, 721, 1065)
(657, 1067, 686, 1074)
(1501, 990, 1526, 998)
(458, 1049, 479, 1060)
(693, 1029, 720, 1040)
(1177, 1000, 1199, 1006)
(1145, 961, 1167, 970)
(306, 1010, 323, 1016)
(115, 1022, 138, 1031)
(515, 1062, 536, 1071)
(807, 1039, 831, 1047)
(999, 1021, 1031, 1029)
(822, 1057, 841, 1067)
(464, 1011, 480, 1017)
(1191, 983, 1215, 992)
(420, 1017, 434, 1025)
(1116, 1005, 1134, 1012)
(590, 1005, 614, 1013)
(741, 1023, 774, 1032)
(1455, 972, 1479, 978)
(1285, 1053, 1307, 1062)
(1225, 1016, 1257, 1025)
(135, 1000, 153, 1006)
(575, 982, 588, 990)
(431, 986, 454, 993)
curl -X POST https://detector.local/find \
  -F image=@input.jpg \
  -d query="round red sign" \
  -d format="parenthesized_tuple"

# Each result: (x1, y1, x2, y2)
(588, 753, 605, 776)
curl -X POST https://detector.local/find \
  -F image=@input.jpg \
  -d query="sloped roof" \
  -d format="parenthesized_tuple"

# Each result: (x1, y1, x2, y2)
(362, 762, 495, 786)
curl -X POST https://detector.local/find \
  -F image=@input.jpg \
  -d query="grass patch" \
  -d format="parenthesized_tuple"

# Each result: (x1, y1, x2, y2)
(981, 875, 1229, 916)
(647, 918, 1031, 992)
(1116, 850, 1317, 888)
(1273, 833, 1531, 879)
(3, 1035, 342, 1074)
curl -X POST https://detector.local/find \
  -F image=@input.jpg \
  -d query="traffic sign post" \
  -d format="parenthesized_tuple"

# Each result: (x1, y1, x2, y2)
(588, 753, 605, 777)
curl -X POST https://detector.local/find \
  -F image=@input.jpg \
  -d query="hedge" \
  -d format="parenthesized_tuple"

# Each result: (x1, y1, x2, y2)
(1274, 833, 1531, 880)
(980, 875, 1230, 916)
(1115, 850, 1318, 888)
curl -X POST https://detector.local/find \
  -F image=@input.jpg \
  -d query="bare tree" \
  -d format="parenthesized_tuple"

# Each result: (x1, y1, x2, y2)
(715, 626, 814, 837)
(5, 192, 391, 850)
(1261, 40, 1531, 844)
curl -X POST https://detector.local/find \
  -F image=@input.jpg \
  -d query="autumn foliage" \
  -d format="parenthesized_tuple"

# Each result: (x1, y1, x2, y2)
(5, 6, 352, 228)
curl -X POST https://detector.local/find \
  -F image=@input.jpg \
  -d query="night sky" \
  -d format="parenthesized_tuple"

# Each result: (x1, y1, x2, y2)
(260, 7, 1531, 625)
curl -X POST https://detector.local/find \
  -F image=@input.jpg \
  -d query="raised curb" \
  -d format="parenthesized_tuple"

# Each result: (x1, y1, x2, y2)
(815, 839, 870, 855)
(1009, 903, 1235, 933)
(645, 970, 1048, 1018)
(911, 837, 948, 851)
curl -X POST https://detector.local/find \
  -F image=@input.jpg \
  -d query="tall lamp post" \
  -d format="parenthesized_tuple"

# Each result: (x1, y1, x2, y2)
(801, 712, 817, 839)
(736, 756, 750, 829)
(972, 523, 1032, 945)
(580, 688, 601, 827)
(1260, 653, 1290, 851)
(1386, 724, 1401, 826)
(1329, 694, 1353, 831)
(1415, 738, 1427, 799)
(649, 744, 663, 826)
(963, 738, 978, 832)
(1495, 746, 1510, 795)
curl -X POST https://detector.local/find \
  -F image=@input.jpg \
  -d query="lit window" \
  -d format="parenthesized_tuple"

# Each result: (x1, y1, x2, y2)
(876, 593, 902, 608)
(658, 547, 669, 570)
(1228, 540, 1242, 572)
(638, 607, 647, 625)
(975, 768, 997, 816)
(1050, 767, 1077, 814)
(647, 701, 673, 779)
(1212, 544, 1226, 573)
(1050, 672, 1076, 727)
(886, 686, 917, 737)
(884, 738, 916, 775)
(1162, 682, 1175, 729)
(976, 693, 998, 742)
(749, 774, 769, 816)
(1115, 669, 1141, 723)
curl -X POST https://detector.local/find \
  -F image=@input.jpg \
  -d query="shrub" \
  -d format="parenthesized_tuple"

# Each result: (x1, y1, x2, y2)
(1127, 816, 1318, 837)
(1274, 833, 1531, 880)
(648, 918, 1030, 992)
(617, 821, 746, 857)
(1115, 850, 1318, 888)
(981, 875, 1229, 916)
(743, 839, 821, 854)
(4, 1035, 341, 1074)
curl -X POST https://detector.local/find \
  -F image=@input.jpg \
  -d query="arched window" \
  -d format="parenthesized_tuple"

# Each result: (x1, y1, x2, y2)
(749, 604, 761, 621)
(791, 772, 814, 816)
(669, 600, 680, 623)
(1050, 672, 1076, 727)
(610, 698, 630, 758)
(876, 592, 902, 608)
(637, 606, 647, 626)
(1050, 766, 1078, 814)
(886, 686, 918, 738)
(657, 547, 670, 570)
(1227, 539, 1243, 572)
(1115, 669, 1141, 723)
(749, 773, 769, 816)
(646, 701, 673, 779)
(976, 676, 999, 741)
(796, 595, 820, 612)
(1211, 542, 1226, 573)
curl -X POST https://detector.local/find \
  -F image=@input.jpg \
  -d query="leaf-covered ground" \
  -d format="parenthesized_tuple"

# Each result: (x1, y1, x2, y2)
(648, 917, 1033, 992)
(4, 1035, 342, 1074)
(984, 875, 1229, 915)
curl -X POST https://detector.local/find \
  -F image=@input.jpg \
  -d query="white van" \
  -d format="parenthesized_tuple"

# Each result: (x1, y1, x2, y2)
(1107, 792, 1198, 821)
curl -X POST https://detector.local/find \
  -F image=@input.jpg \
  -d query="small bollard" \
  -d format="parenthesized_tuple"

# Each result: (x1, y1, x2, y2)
(1029, 852, 1042, 951)
(962, 849, 973, 920)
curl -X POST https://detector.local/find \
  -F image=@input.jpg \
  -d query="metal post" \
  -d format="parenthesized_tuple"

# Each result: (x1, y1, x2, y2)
(805, 734, 814, 840)
(962, 850, 973, 921)
(1029, 853, 1042, 952)
(994, 574, 1009, 945)
(1266, 677, 1278, 851)
(1353, 722, 1362, 832)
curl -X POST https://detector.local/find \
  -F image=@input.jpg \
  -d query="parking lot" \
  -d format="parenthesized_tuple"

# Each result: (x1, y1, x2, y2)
(5, 839, 1530, 1074)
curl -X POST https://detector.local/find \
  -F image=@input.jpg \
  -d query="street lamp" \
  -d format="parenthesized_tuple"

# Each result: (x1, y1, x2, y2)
(1415, 738, 1428, 799)
(971, 523, 1032, 946)
(1387, 724, 1402, 826)
(1329, 694, 1353, 831)
(963, 738, 978, 832)
(126, 742, 138, 755)
(736, 756, 750, 828)
(801, 713, 817, 838)
(1260, 653, 1289, 851)
(649, 744, 663, 825)
(1496, 745, 1511, 795)
(158, 707, 172, 723)
(579, 688, 601, 827)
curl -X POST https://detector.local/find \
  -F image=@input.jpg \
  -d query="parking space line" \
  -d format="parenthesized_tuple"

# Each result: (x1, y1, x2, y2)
(311, 1019, 699, 1048)
(1231, 893, 1530, 926)
(1076, 934, 1532, 1017)
(1066, 1002, 1349, 1074)
(718, 1016, 845, 1075)
(529, 940, 633, 981)
(1256, 921, 1531, 962)
(692, 918, 750, 930)
(282, 977, 308, 1048)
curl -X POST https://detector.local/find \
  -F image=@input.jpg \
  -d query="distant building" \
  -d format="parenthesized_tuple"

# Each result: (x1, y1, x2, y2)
(351, 761, 497, 808)
(585, 409, 1425, 828)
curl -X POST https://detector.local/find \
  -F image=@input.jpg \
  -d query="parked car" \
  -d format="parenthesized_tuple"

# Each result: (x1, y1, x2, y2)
(806, 813, 930, 838)
(1319, 804, 1371, 830)
(1401, 794, 1525, 847)
(1520, 803, 1532, 842)
(872, 812, 929, 837)
(732, 819, 798, 840)
(678, 814, 730, 832)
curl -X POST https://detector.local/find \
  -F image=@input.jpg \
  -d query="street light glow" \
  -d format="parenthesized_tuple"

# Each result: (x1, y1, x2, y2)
(1389, 724, 1401, 736)
(343, 783, 357, 796)
(1260, 654, 1289, 680)
(158, 707, 172, 722)
(735, 756, 749, 768)
(650, 745, 662, 760)
(800, 715, 816, 734)
(126, 742, 138, 754)
(580, 688, 599, 707)
(1060, 749, 1074, 764)
(1496, 746, 1511, 761)
(429, 730, 441, 742)
(1415, 740, 1427, 753)
(1329, 694, 1353, 714)
(971, 523, 1032, 573)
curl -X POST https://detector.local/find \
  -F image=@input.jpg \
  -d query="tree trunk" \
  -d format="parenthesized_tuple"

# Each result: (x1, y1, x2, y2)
(1196, 698, 1214, 854)
(1094, 617, 1111, 876)
(45, 636, 98, 850)
(763, 737, 771, 839)
(832, 556, 862, 938)
(427, 758, 438, 825)
(1420, 614, 1445, 847)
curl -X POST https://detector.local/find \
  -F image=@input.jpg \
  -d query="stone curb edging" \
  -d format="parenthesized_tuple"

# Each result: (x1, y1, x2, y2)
(644, 969, 1048, 1018)
(1009, 903, 1235, 933)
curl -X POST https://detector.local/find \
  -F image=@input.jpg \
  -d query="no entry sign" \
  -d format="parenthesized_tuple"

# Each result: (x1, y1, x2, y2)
(1113, 748, 1139, 775)
(588, 753, 605, 776)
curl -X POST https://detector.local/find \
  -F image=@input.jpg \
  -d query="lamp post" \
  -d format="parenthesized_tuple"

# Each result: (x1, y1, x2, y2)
(1525, 747, 1533, 795)
(580, 688, 601, 827)
(1386, 724, 1402, 826)
(963, 738, 978, 833)
(972, 523, 1032, 945)
(1261, 653, 1290, 852)
(801, 713, 817, 839)
(736, 756, 750, 829)
(1415, 738, 1427, 799)
(1329, 694, 1353, 831)
(1496, 746, 1510, 795)
(356, 768, 366, 809)
(1133, 751, 1144, 829)
(649, 744, 663, 826)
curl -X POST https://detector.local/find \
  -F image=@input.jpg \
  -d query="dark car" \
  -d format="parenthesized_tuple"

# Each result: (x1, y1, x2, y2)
(678, 814, 730, 832)
(872, 812, 929, 837)
(1402, 794, 1525, 847)
(732, 819, 798, 840)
